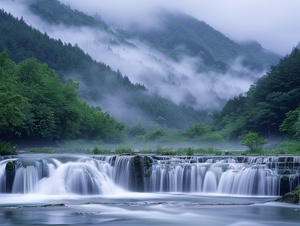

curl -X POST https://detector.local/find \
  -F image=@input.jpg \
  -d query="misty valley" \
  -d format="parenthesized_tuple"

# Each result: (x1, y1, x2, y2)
(0, 0, 300, 225)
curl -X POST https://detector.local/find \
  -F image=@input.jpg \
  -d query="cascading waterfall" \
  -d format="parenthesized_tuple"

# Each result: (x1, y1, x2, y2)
(0, 155, 299, 196)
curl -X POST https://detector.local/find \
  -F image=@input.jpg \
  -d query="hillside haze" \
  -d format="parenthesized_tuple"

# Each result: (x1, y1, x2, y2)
(0, 0, 280, 127)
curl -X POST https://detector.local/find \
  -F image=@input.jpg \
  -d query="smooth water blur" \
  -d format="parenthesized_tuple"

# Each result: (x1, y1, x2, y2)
(0, 192, 299, 226)
(1, 154, 300, 225)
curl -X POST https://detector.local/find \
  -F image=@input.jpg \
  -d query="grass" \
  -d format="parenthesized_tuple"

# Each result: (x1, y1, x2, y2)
(14, 139, 300, 156)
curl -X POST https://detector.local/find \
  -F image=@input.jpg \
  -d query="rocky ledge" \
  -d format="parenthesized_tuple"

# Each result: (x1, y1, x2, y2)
(277, 186, 300, 204)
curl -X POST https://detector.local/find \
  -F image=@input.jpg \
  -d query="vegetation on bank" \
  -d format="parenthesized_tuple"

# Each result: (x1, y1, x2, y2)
(11, 138, 298, 156)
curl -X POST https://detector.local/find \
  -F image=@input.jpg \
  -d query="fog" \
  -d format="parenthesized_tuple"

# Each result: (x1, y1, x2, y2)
(1, 0, 297, 122)
(58, 0, 300, 55)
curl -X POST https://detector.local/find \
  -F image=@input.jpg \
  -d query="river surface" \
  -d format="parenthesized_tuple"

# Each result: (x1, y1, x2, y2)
(0, 154, 300, 225)
(0, 192, 299, 226)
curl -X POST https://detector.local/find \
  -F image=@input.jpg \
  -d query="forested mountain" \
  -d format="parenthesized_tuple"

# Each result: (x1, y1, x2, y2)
(124, 11, 279, 72)
(0, 50, 125, 142)
(0, 10, 206, 129)
(212, 48, 300, 139)
(2, 0, 281, 112)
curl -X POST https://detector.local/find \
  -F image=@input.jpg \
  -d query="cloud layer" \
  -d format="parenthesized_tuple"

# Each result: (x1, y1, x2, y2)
(58, 0, 300, 55)
(0, 0, 268, 113)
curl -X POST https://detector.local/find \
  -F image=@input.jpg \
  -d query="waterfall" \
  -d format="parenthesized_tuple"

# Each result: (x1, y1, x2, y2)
(0, 155, 122, 195)
(0, 155, 299, 196)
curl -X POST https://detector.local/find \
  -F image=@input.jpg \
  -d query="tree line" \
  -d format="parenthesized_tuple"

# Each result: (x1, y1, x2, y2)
(211, 48, 300, 140)
(0, 50, 125, 143)
(0, 9, 206, 129)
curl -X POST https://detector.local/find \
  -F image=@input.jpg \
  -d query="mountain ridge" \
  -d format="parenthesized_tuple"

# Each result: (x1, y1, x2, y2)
(0, 9, 206, 129)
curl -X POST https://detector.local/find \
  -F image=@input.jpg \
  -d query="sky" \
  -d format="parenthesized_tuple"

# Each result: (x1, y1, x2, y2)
(58, 0, 300, 55)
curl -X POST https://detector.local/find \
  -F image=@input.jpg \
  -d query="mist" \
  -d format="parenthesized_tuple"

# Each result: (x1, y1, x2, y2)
(0, 0, 289, 124)
(58, 0, 300, 55)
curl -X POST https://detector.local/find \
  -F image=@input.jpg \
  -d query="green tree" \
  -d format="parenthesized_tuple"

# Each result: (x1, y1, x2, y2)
(0, 52, 125, 143)
(183, 124, 210, 138)
(240, 132, 267, 153)
(0, 50, 27, 131)
(280, 108, 300, 139)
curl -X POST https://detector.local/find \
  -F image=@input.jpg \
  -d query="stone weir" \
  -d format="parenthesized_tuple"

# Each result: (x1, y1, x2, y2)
(0, 155, 299, 196)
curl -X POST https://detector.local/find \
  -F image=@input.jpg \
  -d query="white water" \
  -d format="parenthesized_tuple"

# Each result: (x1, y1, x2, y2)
(1, 155, 300, 226)
(0, 154, 299, 196)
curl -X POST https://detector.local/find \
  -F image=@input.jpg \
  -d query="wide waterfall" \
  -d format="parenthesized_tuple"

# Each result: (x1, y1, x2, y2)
(0, 154, 299, 196)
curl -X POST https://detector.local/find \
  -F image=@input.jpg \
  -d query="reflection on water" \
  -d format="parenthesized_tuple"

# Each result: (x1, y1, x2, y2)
(0, 193, 299, 226)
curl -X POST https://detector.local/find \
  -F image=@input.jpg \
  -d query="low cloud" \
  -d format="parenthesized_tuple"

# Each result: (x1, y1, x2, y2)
(58, 0, 300, 55)
(0, 0, 271, 120)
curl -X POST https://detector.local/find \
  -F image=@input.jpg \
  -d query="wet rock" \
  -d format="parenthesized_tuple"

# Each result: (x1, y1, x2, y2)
(277, 186, 300, 204)
(5, 161, 16, 193)
(42, 203, 66, 207)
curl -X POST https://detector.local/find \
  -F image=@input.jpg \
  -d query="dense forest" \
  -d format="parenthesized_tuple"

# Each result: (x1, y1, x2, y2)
(0, 1, 298, 149)
(212, 48, 300, 140)
(0, 50, 125, 142)
(0, 9, 206, 129)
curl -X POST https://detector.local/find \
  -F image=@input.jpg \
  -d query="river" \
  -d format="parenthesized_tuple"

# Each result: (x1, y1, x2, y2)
(0, 154, 299, 225)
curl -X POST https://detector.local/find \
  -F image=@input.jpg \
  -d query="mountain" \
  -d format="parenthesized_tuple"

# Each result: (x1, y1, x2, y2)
(0, 0, 281, 128)
(0, 9, 205, 129)
(212, 48, 300, 139)
(123, 11, 279, 72)
(16, 0, 280, 111)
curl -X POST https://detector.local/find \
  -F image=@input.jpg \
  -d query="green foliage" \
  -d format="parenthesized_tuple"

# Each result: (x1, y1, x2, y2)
(140, 147, 222, 156)
(240, 132, 267, 153)
(186, 147, 194, 156)
(182, 124, 224, 142)
(143, 129, 165, 141)
(92, 147, 111, 155)
(270, 141, 300, 155)
(0, 50, 27, 130)
(127, 124, 146, 138)
(213, 48, 300, 139)
(29, 0, 107, 29)
(0, 51, 125, 142)
(0, 9, 207, 130)
(183, 124, 209, 138)
(114, 147, 134, 155)
(280, 108, 300, 139)
(0, 141, 16, 155)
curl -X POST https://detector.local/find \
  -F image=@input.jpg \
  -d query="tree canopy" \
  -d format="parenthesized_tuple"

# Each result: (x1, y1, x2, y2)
(0, 9, 207, 129)
(0, 51, 125, 142)
(212, 48, 300, 139)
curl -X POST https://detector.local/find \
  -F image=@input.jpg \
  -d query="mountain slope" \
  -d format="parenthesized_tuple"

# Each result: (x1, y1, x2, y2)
(212, 48, 300, 138)
(123, 11, 280, 72)
(0, 9, 206, 129)
(0, 0, 281, 113)
(18, 0, 280, 111)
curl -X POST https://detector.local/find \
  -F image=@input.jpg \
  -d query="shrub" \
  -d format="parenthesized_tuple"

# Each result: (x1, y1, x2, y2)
(0, 141, 17, 155)
(144, 129, 165, 141)
(92, 147, 111, 155)
(114, 147, 134, 155)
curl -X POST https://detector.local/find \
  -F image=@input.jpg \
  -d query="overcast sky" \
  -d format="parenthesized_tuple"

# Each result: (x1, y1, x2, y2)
(58, 0, 300, 55)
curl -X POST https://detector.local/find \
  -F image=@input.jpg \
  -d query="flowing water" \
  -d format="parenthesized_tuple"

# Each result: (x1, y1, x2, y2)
(0, 154, 299, 225)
